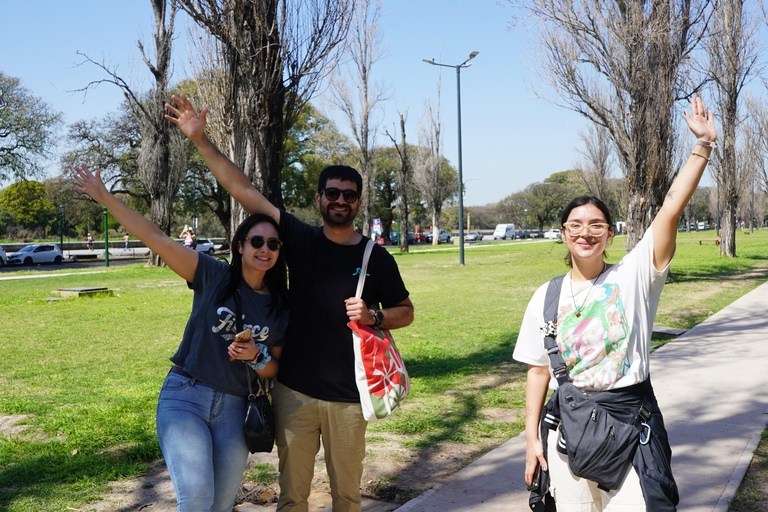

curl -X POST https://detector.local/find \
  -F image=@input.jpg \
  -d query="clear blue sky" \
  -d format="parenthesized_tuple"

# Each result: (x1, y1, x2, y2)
(2, 0, 607, 206)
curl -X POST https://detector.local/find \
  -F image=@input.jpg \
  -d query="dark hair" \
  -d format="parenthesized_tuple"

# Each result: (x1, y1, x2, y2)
(317, 165, 363, 195)
(218, 213, 288, 316)
(559, 196, 615, 268)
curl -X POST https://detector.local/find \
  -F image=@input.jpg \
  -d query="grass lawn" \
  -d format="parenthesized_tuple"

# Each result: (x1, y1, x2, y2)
(1, 228, 768, 511)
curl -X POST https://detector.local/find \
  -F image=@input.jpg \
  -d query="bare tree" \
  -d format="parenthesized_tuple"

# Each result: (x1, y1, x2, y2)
(414, 81, 457, 246)
(574, 124, 613, 202)
(77, 0, 183, 266)
(508, 0, 711, 250)
(386, 112, 410, 252)
(330, 0, 388, 237)
(705, 0, 762, 257)
(176, 0, 353, 236)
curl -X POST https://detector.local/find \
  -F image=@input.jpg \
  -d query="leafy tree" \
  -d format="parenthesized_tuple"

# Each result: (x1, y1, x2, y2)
(0, 180, 56, 234)
(0, 72, 63, 181)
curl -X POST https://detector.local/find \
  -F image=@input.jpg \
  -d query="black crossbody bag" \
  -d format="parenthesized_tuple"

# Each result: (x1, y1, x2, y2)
(535, 275, 652, 494)
(234, 290, 275, 453)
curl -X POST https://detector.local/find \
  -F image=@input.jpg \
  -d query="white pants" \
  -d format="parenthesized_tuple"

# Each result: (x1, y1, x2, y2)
(547, 429, 645, 511)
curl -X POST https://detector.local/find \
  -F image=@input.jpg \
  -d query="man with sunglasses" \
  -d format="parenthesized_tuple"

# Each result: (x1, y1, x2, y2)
(166, 94, 414, 512)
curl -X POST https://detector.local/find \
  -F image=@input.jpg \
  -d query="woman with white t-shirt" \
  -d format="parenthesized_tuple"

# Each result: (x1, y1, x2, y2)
(513, 97, 717, 511)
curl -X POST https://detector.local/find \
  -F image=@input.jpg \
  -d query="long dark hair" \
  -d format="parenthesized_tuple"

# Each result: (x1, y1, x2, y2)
(559, 196, 615, 268)
(218, 213, 288, 316)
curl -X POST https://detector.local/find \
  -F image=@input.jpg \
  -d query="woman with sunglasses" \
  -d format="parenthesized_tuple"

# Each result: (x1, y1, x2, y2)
(73, 165, 289, 512)
(513, 97, 717, 511)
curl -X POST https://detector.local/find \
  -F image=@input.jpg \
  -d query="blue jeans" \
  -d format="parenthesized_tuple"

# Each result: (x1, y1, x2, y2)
(156, 369, 249, 512)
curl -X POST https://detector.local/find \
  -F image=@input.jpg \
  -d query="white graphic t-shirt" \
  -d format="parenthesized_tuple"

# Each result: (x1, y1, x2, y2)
(513, 226, 670, 391)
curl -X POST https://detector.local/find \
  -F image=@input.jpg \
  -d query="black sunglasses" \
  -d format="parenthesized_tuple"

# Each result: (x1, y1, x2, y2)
(322, 187, 360, 203)
(244, 235, 282, 251)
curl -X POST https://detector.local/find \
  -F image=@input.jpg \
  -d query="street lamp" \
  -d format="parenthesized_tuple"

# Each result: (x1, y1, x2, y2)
(58, 205, 64, 254)
(423, 51, 479, 266)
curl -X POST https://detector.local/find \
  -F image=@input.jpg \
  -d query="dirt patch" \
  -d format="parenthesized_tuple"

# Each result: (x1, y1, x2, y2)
(0, 414, 31, 436)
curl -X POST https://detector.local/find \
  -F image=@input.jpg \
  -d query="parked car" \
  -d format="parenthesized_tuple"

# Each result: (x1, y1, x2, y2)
(425, 229, 451, 243)
(389, 231, 417, 244)
(193, 238, 216, 255)
(529, 230, 543, 239)
(492, 223, 516, 240)
(0, 244, 6, 266)
(514, 230, 525, 239)
(464, 231, 483, 241)
(8, 244, 64, 265)
(544, 228, 561, 239)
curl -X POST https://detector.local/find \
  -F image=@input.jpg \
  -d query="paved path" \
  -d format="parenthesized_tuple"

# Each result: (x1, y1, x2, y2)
(394, 280, 768, 512)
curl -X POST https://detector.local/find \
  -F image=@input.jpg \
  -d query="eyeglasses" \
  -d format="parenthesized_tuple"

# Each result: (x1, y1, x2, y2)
(322, 187, 360, 203)
(244, 235, 282, 251)
(562, 222, 611, 237)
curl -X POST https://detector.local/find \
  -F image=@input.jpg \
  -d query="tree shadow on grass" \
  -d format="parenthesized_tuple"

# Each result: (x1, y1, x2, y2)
(0, 439, 160, 511)
(667, 264, 768, 284)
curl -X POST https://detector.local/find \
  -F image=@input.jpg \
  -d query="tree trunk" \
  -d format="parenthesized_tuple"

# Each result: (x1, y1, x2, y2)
(397, 114, 409, 253)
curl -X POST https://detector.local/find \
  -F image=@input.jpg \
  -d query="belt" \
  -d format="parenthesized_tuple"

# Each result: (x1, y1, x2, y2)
(169, 365, 195, 379)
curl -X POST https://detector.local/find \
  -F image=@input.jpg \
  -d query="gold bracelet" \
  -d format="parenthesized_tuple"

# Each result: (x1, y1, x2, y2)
(691, 150, 710, 162)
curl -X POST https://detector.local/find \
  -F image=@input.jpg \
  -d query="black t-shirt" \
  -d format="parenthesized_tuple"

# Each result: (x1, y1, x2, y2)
(277, 213, 410, 402)
(170, 254, 288, 397)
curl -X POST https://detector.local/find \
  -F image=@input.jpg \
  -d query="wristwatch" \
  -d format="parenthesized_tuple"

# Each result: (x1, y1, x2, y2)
(370, 308, 384, 328)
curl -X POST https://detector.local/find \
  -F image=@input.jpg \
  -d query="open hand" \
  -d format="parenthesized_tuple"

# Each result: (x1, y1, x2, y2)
(73, 165, 109, 204)
(684, 97, 717, 143)
(165, 94, 209, 142)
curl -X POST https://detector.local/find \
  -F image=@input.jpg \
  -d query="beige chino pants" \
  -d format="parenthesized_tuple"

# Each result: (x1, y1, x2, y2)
(273, 381, 368, 512)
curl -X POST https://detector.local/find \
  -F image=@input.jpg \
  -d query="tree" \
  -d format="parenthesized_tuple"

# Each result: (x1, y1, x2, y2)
(0, 72, 63, 181)
(330, 0, 388, 237)
(575, 124, 613, 203)
(508, 0, 711, 250)
(706, 0, 761, 257)
(177, 0, 353, 235)
(386, 113, 412, 252)
(414, 95, 458, 245)
(78, 0, 184, 266)
(0, 180, 56, 235)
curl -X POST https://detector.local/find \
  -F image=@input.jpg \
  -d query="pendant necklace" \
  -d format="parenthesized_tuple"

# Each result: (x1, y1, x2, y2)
(571, 263, 606, 318)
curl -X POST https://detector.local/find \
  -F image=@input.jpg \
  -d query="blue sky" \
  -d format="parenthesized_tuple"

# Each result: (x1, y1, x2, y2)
(2, 0, 605, 206)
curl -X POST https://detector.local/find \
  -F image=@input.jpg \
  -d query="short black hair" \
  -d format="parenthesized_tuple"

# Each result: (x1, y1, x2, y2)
(317, 165, 363, 195)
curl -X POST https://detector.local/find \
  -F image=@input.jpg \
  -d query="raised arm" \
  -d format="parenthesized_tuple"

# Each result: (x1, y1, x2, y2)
(73, 165, 199, 283)
(164, 95, 280, 223)
(652, 97, 717, 269)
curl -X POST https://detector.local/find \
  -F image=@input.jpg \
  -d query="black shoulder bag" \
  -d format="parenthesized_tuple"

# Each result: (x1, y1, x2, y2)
(234, 290, 276, 453)
(536, 275, 652, 494)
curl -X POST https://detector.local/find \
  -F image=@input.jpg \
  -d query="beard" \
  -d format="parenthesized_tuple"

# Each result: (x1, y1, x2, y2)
(320, 201, 358, 228)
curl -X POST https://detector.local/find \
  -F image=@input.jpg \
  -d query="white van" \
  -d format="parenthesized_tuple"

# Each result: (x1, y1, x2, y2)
(493, 223, 516, 240)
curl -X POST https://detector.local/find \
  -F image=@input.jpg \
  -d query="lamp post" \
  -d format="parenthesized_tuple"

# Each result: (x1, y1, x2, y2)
(58, 205, 64, 254)
(102, 206, 110, 267)
(423, 51, 478, 266)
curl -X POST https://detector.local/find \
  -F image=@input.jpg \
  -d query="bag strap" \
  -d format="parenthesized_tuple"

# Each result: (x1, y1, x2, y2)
(234, 289, 257, 400)
(542, 275, 570, 386)
(354, 239, 376, 300)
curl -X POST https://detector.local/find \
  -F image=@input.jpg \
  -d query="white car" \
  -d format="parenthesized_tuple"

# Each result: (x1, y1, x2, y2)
(0, 244, 6, 266)
(544, 228, 561, 239)
(195, 238, 216, 255)
(8, 244, 64, 265)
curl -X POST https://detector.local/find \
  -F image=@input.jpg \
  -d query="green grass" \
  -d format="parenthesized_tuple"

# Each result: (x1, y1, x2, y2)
(2, 229, 768, 511)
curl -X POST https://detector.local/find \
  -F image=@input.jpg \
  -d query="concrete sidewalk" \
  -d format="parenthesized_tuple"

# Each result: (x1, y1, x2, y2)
(394, 280, 768, 512)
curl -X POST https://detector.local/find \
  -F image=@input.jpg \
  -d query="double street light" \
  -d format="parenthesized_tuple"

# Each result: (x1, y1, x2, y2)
(423, 51, 478, 266)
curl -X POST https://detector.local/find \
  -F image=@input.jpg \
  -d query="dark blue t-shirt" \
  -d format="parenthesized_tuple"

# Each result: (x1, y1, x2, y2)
(277, 213, 409, 402)
(170, 254, 288, 397)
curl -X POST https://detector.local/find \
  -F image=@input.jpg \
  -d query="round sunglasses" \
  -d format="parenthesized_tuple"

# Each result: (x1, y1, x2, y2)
(322, 187, 360, 203)
(244, 235, 282, 251)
